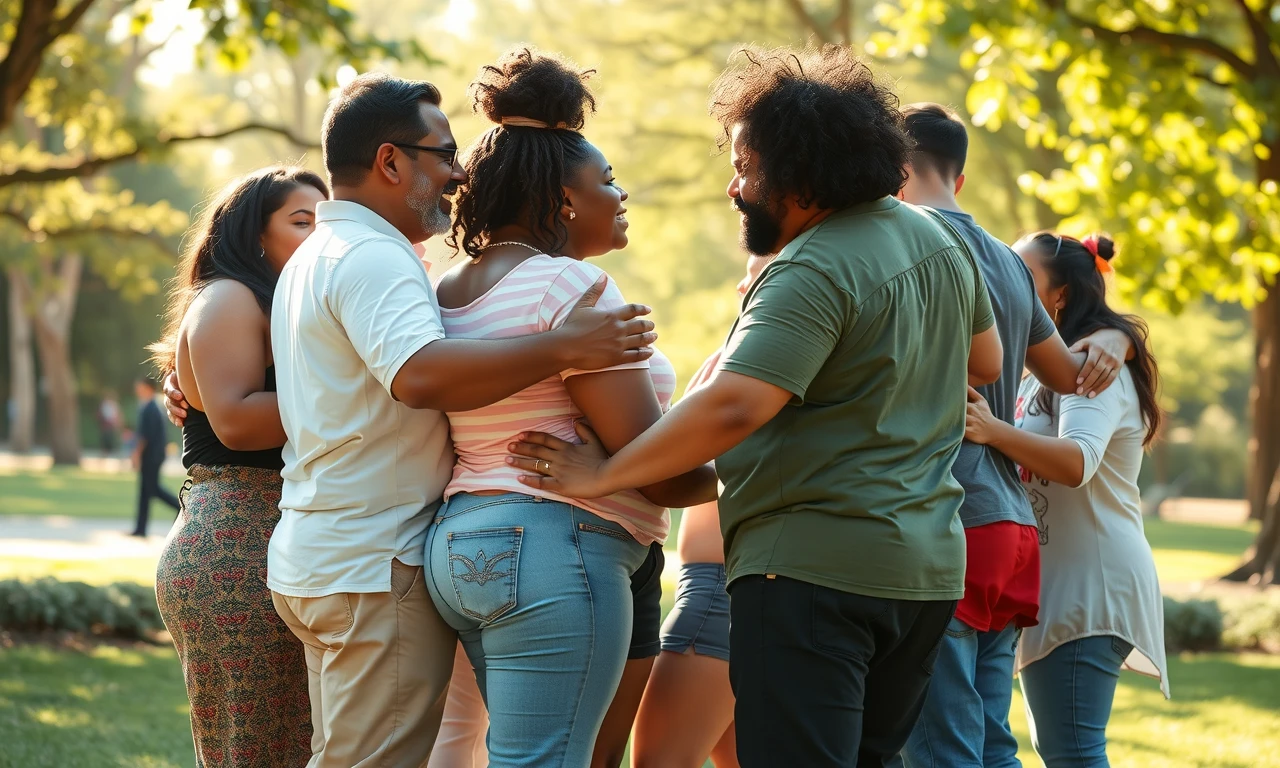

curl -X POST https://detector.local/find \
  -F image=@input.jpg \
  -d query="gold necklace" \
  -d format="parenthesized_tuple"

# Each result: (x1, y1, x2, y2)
(474, 241, 542, 263)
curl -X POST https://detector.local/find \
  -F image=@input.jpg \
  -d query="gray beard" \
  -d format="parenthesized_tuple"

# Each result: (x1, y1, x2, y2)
(407, 173, 450, 237)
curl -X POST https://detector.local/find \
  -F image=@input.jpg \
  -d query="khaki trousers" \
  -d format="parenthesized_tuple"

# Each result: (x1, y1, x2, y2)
(273, 559, 456, 768)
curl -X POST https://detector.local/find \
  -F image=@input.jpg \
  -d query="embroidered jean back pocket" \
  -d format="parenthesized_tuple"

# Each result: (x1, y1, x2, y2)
(447, 527, 522, 623)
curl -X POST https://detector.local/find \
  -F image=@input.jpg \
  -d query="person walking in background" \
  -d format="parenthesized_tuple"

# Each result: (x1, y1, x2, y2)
(964, 233, 1169, 767)
(130, 375, 179, 537)
(149, 165, 329, 767)
(98, 391, 122, 455)
(895, 103, 1133, 768)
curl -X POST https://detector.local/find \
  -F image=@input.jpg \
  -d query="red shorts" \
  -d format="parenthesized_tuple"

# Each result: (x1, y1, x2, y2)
(954, 520, 1041, 632)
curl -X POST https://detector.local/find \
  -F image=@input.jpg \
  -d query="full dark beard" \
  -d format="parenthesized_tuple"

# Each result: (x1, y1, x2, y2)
(734, 196, 782, 256)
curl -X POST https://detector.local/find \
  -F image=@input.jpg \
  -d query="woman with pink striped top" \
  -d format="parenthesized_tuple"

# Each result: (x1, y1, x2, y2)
(423, 48, 717, 768)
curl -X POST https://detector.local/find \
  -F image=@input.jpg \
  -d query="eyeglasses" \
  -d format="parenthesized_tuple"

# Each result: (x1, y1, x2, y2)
(391, 142, 458, 165)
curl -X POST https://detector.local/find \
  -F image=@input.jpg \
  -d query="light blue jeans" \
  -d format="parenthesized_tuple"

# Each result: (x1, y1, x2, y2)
(1020, 635, 1133, 768)
(900, 618, 1021, 768)
(424, 492, 646, 768)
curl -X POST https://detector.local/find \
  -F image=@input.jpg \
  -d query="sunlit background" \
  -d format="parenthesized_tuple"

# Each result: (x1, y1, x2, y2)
(2, 1, 1279, 766)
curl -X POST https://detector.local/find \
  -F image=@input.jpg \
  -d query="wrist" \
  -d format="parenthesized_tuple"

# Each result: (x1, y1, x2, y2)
(545, 327, 576, 369)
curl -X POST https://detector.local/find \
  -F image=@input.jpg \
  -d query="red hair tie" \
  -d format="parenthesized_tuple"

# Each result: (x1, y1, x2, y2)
(1081, 235, 1112, 275)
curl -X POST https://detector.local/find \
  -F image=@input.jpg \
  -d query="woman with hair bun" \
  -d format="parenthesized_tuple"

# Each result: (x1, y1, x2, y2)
(964, 233, 1170, 767)
(423, 47, 717, 767)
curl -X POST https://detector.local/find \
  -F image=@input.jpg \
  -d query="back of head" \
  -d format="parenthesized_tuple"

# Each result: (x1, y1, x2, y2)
(450, 47, 597, 260)
(1018, 231, 1162, 444)
(148, 165, 329, 374)
(708, 44, 910, 209)
(322, 72, 443, 187)
(902, 102, 967, 183)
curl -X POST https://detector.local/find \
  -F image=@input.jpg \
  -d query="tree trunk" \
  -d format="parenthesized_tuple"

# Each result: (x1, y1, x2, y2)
(6, 267, 36, 451)
(1224, 139, 1280, 583)
(25, 254, 83, 465)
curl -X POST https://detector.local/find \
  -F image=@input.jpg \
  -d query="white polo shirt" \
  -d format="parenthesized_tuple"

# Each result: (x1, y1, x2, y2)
(268, 200, 454, 597)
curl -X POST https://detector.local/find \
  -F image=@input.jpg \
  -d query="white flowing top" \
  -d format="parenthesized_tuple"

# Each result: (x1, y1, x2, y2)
(1013, 367, 1170, 698)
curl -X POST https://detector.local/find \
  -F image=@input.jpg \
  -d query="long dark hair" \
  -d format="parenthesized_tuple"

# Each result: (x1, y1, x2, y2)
(448, 47, 597, 260)
(148, 165, 329, 373)
(1020, 232, 1162, 446)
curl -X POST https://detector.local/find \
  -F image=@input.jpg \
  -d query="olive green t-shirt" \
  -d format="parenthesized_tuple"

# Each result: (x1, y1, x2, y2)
(717, 197, 994, 601)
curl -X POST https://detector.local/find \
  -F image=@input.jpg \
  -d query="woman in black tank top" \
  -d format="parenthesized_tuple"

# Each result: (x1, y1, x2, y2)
(146, 166, 328, 768)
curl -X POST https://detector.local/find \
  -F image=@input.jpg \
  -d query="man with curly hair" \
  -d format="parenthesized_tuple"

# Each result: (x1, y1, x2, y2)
(509, 45, 1004, 765)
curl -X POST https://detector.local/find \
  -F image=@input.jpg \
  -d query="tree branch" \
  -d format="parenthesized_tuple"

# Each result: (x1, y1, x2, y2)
(782, 0, 832, 44)
(1, 208, 174, 253)
(1046, 0, 1257, 78)
(0, 0, 60, 131)
(48, 0, 98, 39)
(0, 122, 318, 189)
(1230, 0, 1280, 73)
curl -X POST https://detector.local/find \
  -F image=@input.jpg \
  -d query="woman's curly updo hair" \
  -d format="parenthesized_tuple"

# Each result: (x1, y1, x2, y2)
(708, 44, 910, 209)
(448, 47, 598, 260)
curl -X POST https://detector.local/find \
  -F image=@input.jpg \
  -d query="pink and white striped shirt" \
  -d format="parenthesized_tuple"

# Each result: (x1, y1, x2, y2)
(440, 256, 677, 545)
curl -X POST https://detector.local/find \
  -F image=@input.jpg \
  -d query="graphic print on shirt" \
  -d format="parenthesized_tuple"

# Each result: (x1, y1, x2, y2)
(1028, 488, 1049, 544)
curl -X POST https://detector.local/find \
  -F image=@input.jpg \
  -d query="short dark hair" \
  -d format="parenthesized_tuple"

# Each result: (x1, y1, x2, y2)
(322, 73, 443, 187)
(902, 102, 968, 181)
(136, 375, 158, 390)
(708, 45, 910, 209)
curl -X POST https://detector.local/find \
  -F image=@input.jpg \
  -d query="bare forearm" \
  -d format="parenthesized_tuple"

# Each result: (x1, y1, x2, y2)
(395, 335, 570, 412)
(596, 386, 767, 497)
(637, 464, 719, 508)
(209, 392, 286, 451)
(986, 420, 1085, 487)
(1026, 334, 1088, 396)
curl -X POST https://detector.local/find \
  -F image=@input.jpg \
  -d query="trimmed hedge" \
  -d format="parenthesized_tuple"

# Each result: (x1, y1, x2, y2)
(1164, 596, 1225, 652)
(0, 578, 164, 639)
(1164, 593, 1280, 654)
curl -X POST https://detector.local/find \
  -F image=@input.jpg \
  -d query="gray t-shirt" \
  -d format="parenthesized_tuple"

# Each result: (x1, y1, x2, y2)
(935, 208, 1057, 528)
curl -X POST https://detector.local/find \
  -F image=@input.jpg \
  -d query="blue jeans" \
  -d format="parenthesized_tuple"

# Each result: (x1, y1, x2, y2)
(424, 493, 647, 768)
(1021, 635, 1133, 768)
(900, 618, 1021, 768)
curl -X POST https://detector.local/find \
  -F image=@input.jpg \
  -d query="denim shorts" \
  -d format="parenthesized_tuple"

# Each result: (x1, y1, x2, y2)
(629, 542, 665, 659)
(659, 562, 730, 662)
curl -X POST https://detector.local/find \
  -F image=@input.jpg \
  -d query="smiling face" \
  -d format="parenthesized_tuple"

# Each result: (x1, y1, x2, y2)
(259, 183, 328, 274)
(399, 102, 466, 241)
(562, 142, 629, 258)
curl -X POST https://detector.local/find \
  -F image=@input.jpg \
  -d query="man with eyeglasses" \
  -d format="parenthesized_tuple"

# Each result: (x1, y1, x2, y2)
(265, 73, 658, 767)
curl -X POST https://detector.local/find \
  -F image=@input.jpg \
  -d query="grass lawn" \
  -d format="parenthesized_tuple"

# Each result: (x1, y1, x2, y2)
(3, 640, 1277, 768)
(3, 470, 1276, 766)
(0, 467, 180, 520)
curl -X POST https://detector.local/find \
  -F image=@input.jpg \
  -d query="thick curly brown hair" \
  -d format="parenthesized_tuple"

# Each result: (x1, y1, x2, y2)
(448, 47, 598, 260)
(708, 45, 910, 208)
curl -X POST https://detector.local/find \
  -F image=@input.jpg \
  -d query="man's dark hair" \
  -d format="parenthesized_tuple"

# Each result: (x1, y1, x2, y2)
(136, 375, 158, 390)
(902, 102, 968, 182)
(708, 45, 910, 209)
(322, 72, 443, 187)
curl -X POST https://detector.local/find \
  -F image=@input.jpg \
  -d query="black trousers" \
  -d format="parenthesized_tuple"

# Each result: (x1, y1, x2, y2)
(132, 460, 180, 535)
(729, 574, 957, 767)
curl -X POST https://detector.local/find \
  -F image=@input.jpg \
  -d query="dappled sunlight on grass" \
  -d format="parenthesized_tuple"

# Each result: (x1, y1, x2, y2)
(1009, 654, 1280, 768)
(0, 644, 192, 768)
(1144, 518, 1258, 584)
(0, 468, 179, 520)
